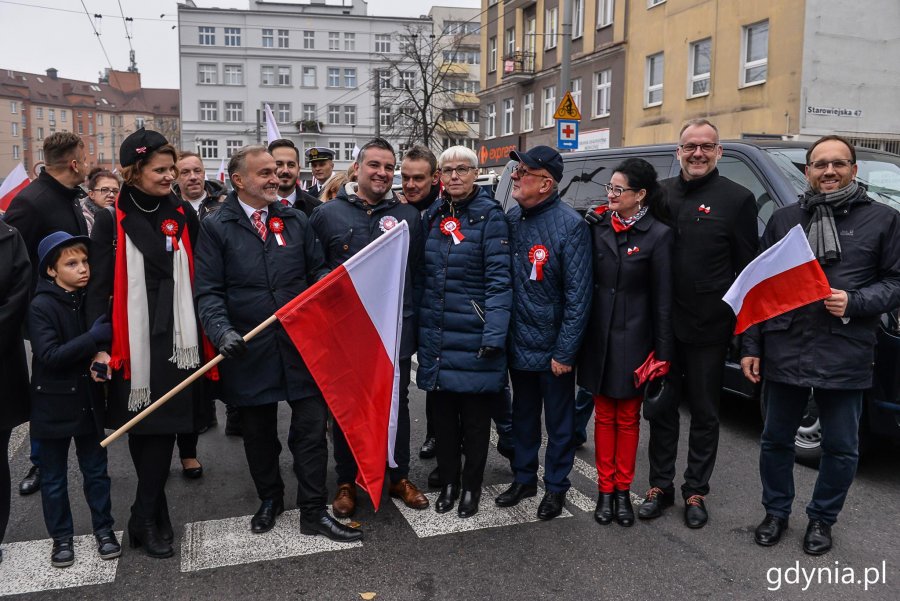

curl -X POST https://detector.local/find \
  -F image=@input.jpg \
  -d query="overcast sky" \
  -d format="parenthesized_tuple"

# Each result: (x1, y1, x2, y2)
(0, 0, 480, 88)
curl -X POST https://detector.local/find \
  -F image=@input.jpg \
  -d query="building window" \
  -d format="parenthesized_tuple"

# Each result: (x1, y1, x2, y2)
(443, 21, 480, 35)
(277, 66, 291, 86)
(97, 133, 103, 144)
(224, 102, 243, 122)
(377, 69, 392, 89)
(299, 66, 315, 87)
(645, 53, 664, 106)
(198, 26, 215, 45)
(12, 145, 19, 160)
(598, 0, 614, 27)
(224, 64, 244, 85)
(36, 107, 43, 119)
(327, 67, 340, 87)
(198, 63, 217, 85)
(303, 31, 315, 49)
(135, 116, 144, 128)
(329, 141, 341, 156)
(344, 33, 355, 51)
(10, 101, 17, 114)
(226, 140, 242, 158)
(505, 28, 515, 57)
(328, 105, 341, 125)
(593, 69, 611, 117)
(89, 142, 95, 154)
(277, 103, 291, 123)
(37, 126, 44, 139)
(200, 101, 218, 122)
(488, 37, 497, 72)
(78, 121, 83, 135)
(375, 34, 391, 53)
(344, 68, 357, 88)
(262, 28, 273, 48)
(343, 142, 355, 161)
(88, 122, 94, 135)
(545, 7, 558, 50)
(278, 29, 289, 48)
(400, 71, 416, 89)
(379, 106, 392, 127)
(541, 86, 556, 128)
(648, 0, 665, 7)
(224, 27, 241, 47)
(486, 103, 496, 138)
(570, 77, 582, 113)
(48, 108, 55, 123)
(198, 139, 218, 159)
(742, 20, 769, 86)
(329, 32, 340, 51)
(11, 122, 18, 137)
(689, 38, 711, 97)
(522, 92, 534, 132)
(573, 0, 585, 39)
(502, 98, 514, 136)
(97, 113, 103, 125)
(302, 104, 317, 122)
(260, 66, 274, 86)
(343, 105, 356, 126)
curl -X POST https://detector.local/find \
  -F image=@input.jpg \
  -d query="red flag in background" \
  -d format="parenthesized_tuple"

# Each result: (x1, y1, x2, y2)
(0, 163, 30, 211)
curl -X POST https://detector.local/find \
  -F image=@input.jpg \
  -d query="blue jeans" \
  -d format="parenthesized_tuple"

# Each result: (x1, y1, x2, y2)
(38, 434, 114, 540)
(760, 382, 863, 525)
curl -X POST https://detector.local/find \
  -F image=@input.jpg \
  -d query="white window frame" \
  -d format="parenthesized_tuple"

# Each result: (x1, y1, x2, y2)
(277, 103, 291, 124)
(544, 7, 558, 50)
(12, 145, 19, 160)
(224, 102, 243, 123)
(301, 66, 316, 87)
(573, 0, 585, 39)
(343, 105, 356, 126)
(541, 86, 556, 128)
(375, 34, 391, 54)
(198, 63, 217, 85)
(303, 31, 315, 49)
(522, 92, 534, 132)
(277, 65, 291, 86)
(486, 103, 496, 139)
(648, 0, 666, 7)
(261, 65, 275, 86)
(593, 69, 611, 117)
(198, 26, 215, 45)
(488, 37, 497, 72)
(343, 142, 355, 161)
(199, 101, 218, 122)
(344, 33, 356, 51)
(598, 0, 614, 28)
(262, 28, 273, 48)
(343, 68, 357, 88)
(645, 52, 664, 107)
(224, 64, 243, 86)
(302, 104, 317, 122)
(224, 27, 241, 47)
(198, 139, 218, 159)
(502, 98, 514, 136)
(400, 71, 416, 89)
(226, 140, 242, 158)
(505, 28, 515, 57)
(741, 20, 769, 87)
(379, 106, 392, 128)
(327, 67, 341, 88)
(277, 29, 289, 48)
(688, 38, 711, 98)
(329, 32, 340, 51)
(570, 77, 582, 114)
(327, 105, 341, 125)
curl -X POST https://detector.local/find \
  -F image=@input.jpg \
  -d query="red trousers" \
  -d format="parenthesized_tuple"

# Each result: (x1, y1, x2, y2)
(594, 394, 642, 493)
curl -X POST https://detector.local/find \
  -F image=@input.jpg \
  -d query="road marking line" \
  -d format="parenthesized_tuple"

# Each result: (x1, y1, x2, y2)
(0, 532, 123, 597)
(393, 483, 572, 538)
(180, 509, 361, 572)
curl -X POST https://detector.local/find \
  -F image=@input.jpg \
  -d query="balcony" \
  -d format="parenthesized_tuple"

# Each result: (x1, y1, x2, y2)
(501, 52, 535, 83)
(452, 92, 479, 107)
(438, 120, 472, 135)
(439, 62, 470, 77)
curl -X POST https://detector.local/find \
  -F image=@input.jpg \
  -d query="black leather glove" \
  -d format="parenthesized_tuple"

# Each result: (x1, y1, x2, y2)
(476, 346, 503, 360)
(87, 314, 112, 344)
(218, 329, 248, 359)
(584, 208, 602, 225)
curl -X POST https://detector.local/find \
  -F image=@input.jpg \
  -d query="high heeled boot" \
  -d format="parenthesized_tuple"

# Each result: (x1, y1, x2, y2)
(128, 515, 174, 559)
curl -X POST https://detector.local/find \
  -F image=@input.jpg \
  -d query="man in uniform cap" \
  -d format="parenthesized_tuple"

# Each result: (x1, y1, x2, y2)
(305, 147, 335, 198)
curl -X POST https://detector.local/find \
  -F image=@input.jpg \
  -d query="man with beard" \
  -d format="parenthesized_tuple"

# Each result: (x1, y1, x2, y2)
(305, 147, 335, 198)
(267, 139, 322, 215)
(309, 138, 428, 517)
(742, 135, 900, 555)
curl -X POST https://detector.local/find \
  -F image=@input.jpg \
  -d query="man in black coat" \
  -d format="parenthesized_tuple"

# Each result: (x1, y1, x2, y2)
(741, 135, 900, 555)
(194, 145, 361, 543)
(309, 138, 428, 517)
(640, 119, 758, 528)
(3, 131, 89, 496)
(173, 151, 227, 222)
(268, 139, 323, 216)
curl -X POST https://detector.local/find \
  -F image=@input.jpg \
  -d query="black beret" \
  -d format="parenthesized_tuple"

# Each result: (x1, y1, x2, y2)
(119, 127, 169, 167)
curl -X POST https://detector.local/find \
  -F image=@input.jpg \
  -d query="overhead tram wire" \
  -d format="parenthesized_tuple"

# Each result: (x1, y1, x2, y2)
(78, 0, 123, 90)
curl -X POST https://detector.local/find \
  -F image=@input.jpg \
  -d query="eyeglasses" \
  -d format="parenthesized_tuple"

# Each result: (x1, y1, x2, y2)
(513, 166, 550, 180)
(679, 143, 719, 154)
(808, 159, 854, 171)
(92, 187, 120, 196)
(604, 183, 638, 197)
(440, 165, 474, 176)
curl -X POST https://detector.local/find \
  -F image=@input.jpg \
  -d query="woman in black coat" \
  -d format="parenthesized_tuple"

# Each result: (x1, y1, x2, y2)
(577, 158, 673, 527)
(0, 223, 30, 564)
(86, 129, 202, 559)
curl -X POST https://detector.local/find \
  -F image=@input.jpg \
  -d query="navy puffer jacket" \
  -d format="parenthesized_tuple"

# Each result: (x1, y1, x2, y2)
(506, 194, 592, 370)
(416, 187, 512, 393)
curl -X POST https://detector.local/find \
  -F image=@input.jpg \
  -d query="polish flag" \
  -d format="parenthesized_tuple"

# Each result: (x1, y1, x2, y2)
(0, 163, 30, 212)
(216, 157, 227, 183)
(723, 224, 831, 334)
(275, 221, 408, 510)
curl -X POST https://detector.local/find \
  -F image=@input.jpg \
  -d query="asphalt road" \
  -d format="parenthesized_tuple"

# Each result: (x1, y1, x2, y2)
(2, 383, 898, 601)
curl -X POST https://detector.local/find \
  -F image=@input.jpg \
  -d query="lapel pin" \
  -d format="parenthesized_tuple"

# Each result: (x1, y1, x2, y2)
(698, 204, 711, 214)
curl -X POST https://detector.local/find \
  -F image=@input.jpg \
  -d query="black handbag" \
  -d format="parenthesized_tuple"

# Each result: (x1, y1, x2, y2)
(642, 376, 676, 421)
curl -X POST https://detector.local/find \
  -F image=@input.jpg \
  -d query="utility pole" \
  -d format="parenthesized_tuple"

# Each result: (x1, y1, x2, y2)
(256, 109, 262, 144)
(374, 80, 381, 138)
(560, 0, 572, 99)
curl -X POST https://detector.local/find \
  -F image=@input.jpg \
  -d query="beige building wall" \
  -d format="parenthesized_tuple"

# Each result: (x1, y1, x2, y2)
(623, 0, 804, 146)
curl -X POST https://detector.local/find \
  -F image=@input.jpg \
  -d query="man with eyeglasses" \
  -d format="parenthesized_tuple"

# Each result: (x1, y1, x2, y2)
(639, 119, 758, 529)
(494, 146, 592, 520)
(740, 135, 900, 555)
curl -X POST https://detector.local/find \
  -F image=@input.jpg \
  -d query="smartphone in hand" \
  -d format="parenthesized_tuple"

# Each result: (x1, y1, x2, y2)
(91, 361, 110, 381)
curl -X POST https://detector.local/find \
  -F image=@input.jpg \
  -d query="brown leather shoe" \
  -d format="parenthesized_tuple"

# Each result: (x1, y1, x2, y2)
(389, 478, 429, 510)
(332, 483, 357, 518)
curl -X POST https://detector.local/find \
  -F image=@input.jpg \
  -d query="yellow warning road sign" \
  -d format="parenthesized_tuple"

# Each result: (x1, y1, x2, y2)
(553, 91, 582, 120)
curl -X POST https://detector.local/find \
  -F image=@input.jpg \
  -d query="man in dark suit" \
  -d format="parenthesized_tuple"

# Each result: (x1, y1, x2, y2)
(640, 119, 758, 528)
(268, 139, 322, 216)
(3, 131, 89, 497)
(304, 147, 335, 197)
(194, 145, 361, 543)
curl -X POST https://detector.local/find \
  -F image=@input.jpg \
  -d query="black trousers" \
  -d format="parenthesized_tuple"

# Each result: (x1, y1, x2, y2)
(1, 429, 10, 546)
(240, 397, 328, 519)
(127, 433, 176, 521)
(176, 432, 198, 460)
(647, 339, 728, 499)
(431, 391, 493, 491)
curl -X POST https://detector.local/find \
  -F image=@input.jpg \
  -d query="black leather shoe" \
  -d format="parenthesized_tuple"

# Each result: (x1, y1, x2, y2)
(638, 487, 674, 520)
(684, 495, 708, 529)
(19, 465, 40, 496)
(537, 491, 565, 520)
(494, 482, 538, 507)
(419, 437, 437, 459)
(128, 516, 173, 559)
(594, 493, 614, 525)
(300, 514, 363, 542)
(181, 459, 204, 479)
(250, 498, 284, 534)
(51, 538, 75, 568)
(803, 519, 832, 555)
(427, 466, 441, 489)
(457, 489, 481, 518)
(755, 514, 788, 547)
(95, 531, 122, 560)
(614, 490, 635, 527)
(435, 484, 459, 514)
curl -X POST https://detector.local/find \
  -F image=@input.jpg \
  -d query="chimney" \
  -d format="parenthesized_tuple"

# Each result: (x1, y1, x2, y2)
(46, 68, 58, 80)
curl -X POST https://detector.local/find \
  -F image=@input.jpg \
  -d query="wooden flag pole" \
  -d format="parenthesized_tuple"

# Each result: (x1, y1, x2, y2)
(100, 315, 279, 448)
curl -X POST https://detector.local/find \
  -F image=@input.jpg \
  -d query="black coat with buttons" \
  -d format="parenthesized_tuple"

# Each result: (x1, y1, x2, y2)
(194, 193, 328, 406)
(28, 279, 105, 438)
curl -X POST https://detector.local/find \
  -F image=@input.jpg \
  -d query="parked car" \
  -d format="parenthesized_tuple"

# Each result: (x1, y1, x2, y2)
(495, 140, 900, 466)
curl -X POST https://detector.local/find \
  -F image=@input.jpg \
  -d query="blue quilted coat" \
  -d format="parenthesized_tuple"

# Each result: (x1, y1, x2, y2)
(416, 188, 512, 393)
(506, 194, 592, 371)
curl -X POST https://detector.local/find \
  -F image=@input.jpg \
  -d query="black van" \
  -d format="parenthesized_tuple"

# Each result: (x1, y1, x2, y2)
(495, 140, 900, 466)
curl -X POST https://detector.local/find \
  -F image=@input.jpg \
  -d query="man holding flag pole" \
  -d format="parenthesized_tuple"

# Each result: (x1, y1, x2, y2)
(737, 135, 900, 555)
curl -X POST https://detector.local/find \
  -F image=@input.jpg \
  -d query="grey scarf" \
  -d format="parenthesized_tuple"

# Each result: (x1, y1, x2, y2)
(798, 181, 869, 264)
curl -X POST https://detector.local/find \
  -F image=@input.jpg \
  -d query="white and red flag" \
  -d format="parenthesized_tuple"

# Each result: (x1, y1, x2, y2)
(723, 224, 831, 334)
(275, 222, 408, 510)
(0, 163, 30, 212)
(216, 157, 227, 183)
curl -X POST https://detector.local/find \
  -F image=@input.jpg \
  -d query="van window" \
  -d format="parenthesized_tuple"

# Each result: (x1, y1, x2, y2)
(563, 154, 675, 213)
(717, 155, 774, 234)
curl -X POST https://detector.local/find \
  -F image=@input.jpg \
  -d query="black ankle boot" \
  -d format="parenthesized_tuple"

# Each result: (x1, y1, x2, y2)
(128, 516, 174, 559)
(594, 493, 614, 525)
(157, 504, 174, 544)
(614, 490, 635, 527)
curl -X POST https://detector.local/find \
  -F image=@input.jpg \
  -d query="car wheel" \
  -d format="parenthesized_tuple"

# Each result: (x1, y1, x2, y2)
(759, 381, 822, 468)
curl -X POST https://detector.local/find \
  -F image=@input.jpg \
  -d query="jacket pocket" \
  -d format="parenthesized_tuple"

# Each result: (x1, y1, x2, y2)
(33, 379, 79, 395)
(327, 228, 354, 258)
(760, 313, 793, 334)
(830, 323, 877, 346)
